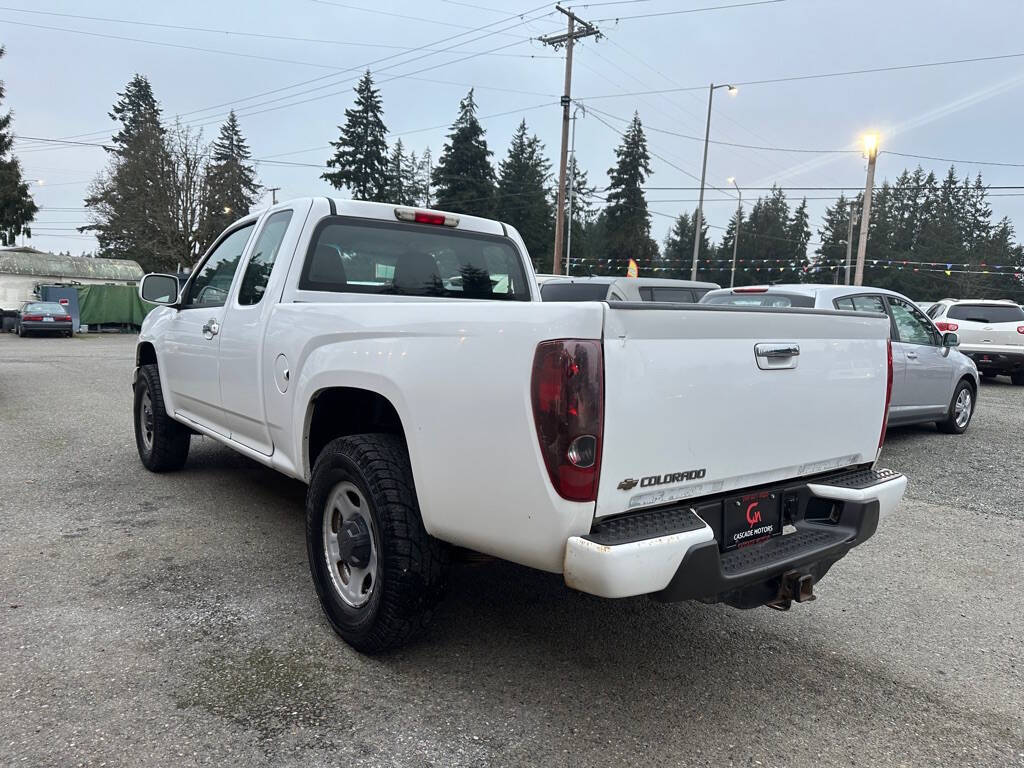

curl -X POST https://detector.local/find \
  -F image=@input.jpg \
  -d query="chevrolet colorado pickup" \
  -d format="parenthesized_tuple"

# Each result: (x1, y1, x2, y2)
(134, 197, 907, 653)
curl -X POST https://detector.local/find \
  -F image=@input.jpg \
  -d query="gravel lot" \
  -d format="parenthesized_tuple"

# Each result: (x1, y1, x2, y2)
(1, 333, 1022, 768)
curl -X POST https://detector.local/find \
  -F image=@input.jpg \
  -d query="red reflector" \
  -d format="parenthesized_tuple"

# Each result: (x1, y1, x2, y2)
(733, 287, 768, 293)
(879, 338, 893, 454)
(59, 298, 69, 305)
(531, 340, 604, 502)
(1018, 326, 1024, 335)
(935, 321, 958, 332)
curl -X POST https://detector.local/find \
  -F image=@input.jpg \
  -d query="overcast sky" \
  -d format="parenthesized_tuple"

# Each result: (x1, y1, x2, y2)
(4, 0, 1024, 260)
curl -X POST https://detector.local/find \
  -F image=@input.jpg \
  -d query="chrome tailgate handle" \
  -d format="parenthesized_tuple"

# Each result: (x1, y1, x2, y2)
(754, 343, 800, 370)
(755, 343, 800, 358)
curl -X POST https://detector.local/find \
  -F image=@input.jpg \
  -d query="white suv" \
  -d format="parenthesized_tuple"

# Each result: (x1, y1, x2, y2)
(927, 299, 1024, 384)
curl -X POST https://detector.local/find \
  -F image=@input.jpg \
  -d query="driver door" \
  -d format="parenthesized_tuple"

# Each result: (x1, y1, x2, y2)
(887, 295, 953, 419)
(160, 223, 255, 432)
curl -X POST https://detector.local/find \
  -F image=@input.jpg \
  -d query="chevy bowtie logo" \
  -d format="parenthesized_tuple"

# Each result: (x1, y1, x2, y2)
(617, 478, 639, 491)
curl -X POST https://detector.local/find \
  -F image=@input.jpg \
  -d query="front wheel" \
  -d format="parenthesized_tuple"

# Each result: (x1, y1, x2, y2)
(937, 380, 975, 434)
(306, 434, 447, 654)
(134, 363, 191, 471)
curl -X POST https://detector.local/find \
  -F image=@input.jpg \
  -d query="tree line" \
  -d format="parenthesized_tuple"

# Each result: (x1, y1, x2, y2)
(0, 59, 1022, 298)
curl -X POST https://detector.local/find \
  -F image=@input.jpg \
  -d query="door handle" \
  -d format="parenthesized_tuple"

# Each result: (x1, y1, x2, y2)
(202, 318, 220, 339)
(905, 351, 918, 360)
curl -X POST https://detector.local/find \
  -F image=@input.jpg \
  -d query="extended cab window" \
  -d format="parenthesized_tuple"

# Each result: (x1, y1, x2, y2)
(834, 295, 886, 314)
(238, 211, 293, 305)
(642, 287, 697, 303)
(300, 219, 529, 300)
(541, 283, 611, 301)
(185, 224, 255, 307)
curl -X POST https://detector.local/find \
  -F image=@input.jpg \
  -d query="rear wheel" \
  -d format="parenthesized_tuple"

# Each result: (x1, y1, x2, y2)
(134, 363, 191, 471)
(937, 380, 975, 434)
(1011, 373, 1024, 386)
(17, 325, 26, 337)
(306, 434, 447, 654)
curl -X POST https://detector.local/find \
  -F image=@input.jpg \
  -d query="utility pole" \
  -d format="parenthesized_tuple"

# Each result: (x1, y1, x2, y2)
(539, 5, 599, 275)
(267, 186, 281, 205)
(843, 200, 859, 285)
(853, 134, 879, 286)
(565, 104, 585, 276)
(728, 177, 741, 288)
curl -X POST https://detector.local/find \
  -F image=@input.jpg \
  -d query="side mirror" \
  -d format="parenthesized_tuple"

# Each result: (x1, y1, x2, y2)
(943, 331, 960, 348)
(140, 273, 180, 306)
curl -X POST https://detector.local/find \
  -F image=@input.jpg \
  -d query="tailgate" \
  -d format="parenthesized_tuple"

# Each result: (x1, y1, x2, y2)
(595, 304, 892, 519)
(958, 320, 1024, 350)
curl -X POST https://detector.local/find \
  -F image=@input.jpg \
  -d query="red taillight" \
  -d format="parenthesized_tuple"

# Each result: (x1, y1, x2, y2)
(732, 287, 767, 293)
(1017, 326, 1024, 335)
(878, 338, 893, 454)
(22, 314, 43, 321)
(935, 321, 958, 332)
(531, 340, 604, 502)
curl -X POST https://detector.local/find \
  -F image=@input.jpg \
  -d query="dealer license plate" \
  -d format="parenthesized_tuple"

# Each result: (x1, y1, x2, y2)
(722, 490, 782, 551)
(43, 317, 54, 322)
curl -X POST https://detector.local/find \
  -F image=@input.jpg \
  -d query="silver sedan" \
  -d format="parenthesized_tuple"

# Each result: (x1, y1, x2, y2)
(700, 284, 980, 434)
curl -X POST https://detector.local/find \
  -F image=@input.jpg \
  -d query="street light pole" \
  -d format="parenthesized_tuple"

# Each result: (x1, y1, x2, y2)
(565, 104, 585, 276)
(691, 82, 736, 280)
(843, 200, 858, 285)
(727, 177, 741, 288)
(853, 134, 879, 286)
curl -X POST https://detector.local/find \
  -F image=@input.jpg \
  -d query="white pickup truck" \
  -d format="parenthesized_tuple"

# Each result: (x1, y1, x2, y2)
(134, 198, 907, 653)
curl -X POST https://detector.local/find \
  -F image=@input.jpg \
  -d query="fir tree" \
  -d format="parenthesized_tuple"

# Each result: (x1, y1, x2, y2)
(602, 113, 658, 273)
(738, 186, 791, 286)
(661, 209, 709, 279)
(432, 90, 496, 217)
(203, 111, 260, 246)
(0, 46, 37, 246)
(382, 139, 418, 206)
(813, 193, 856, 282)
(496, 120, 553, 272)
(414, 147, 433, 207)
(713, 206, 746, 286)
(783, 197, 811, 282)
(564, 155, 596, 274)
(83, 74, 178, 272)
(322, 70, 389, 201)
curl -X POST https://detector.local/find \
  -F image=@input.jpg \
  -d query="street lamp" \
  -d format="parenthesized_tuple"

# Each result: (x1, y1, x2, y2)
(727, 177, 742, 288)
(853, 133, 880, 286)
(691, 83, 737, 280)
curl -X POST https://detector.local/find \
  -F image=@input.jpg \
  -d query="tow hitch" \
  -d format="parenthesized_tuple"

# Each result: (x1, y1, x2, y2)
(768, 570, 816, 611)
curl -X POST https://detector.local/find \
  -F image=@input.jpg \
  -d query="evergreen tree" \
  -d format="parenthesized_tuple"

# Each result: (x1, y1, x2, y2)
(737, 186, 791, 285)
(813, 193, 856, 282)
(432, 90, 496, 217)
(713, 206, 746, 286)
(0, 46, 37, 246)
(782, 197, 812, 282)
(382, 139, 418, 206)
(661, 209, 709, 279)
(414, 147, 433, 207)
(496, 120, 554, 272)
(202, 111, 260, 247)
(564, 155, 596, 274)
(602, 113, 658, 273)
(322, 70, 389, 201)
(83, 74, 178, 272)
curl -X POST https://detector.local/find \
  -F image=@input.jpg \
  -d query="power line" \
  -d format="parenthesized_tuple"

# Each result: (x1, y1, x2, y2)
(578, 50, 1024, 99)
(0, 5, 559, 57)
(592, 0, 785, 22)
(881, 150, 1024, 169)
(308, 0, 539, 37)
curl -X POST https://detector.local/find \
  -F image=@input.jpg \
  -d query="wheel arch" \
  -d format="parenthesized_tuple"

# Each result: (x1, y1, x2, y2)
(136, 341, 158, 367)
(303, 386, 408, 479)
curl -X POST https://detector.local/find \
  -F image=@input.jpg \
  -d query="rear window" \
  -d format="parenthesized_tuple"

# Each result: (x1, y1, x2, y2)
(300, 219, 530, 300)
(638, 286, 699, 303)
(540, 282, 612, 301)
(701, 292, 815, 308)
(946, 304, 1024, 323)
(24, 303, 66, 314)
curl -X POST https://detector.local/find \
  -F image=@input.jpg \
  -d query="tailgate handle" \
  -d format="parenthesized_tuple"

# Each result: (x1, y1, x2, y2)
(755, 343, 800, 358)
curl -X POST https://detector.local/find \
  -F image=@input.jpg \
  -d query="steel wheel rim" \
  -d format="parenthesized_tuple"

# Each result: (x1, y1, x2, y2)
(322, 481, 378, 608)
(139, 390, 154, 451)
(954, 389, 972, 428)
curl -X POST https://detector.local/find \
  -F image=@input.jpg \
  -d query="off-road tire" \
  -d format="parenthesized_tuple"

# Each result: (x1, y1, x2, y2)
(306, 434, 447, 654)
(937, 379, 975, 434)
(134, 363, 191, 472)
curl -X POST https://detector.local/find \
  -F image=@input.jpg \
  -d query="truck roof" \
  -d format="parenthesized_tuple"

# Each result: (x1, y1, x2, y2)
(267, 197, 508, 237)
(541, 275, 720, 290)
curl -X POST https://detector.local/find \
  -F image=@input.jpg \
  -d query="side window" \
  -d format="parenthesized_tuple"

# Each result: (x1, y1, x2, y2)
(185, 224, 255, 308)
(609, 291, 625, 301)
(889, 297, 938, 345)
(638, 287, 654, 301)
(834, 297, 856, 311)
(926, 304, 943, 319)
(651, 287, 696, 303)
(852, 295, 886, 314)
(238, 211, 293, 305)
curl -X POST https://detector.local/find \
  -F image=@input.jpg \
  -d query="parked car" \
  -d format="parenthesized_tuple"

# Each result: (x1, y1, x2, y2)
(540, 276, 720, 303)
(926, 299, 1024, 384)
(701, 284, 979, 433)
(15, 301, 73, 337)
(134, 199, 905, 653)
